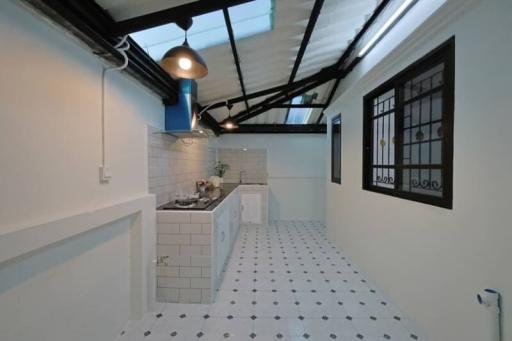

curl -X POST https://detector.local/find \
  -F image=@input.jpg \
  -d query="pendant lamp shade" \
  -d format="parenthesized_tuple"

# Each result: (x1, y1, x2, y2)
(160, 18, 208, 80)
(160, 41, 208, 79)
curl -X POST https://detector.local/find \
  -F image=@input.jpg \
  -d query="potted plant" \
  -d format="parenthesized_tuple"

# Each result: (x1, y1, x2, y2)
(214, 161, 229, 187)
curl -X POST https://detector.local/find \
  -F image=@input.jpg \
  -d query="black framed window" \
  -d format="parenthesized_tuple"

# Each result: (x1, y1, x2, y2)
(363, 37, 454, 209)
(331, 114, 342, 184)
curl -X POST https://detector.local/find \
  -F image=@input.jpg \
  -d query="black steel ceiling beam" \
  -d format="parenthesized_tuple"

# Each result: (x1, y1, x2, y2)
(221, 124, 327, 134)
(223, 8, 249, 112)
(316, 78, 340, 123)
(23, 0, 179, 101)
(315, 0, 392, 124)
(273, 104, 325, 109)
(115, 0, 255, 35)
(198, 110, 222, 136)
(288, 0, 324, 84)
(226, 70, 338, 124)
(229, 65, 339, 122)
(203, 70, 326, 111)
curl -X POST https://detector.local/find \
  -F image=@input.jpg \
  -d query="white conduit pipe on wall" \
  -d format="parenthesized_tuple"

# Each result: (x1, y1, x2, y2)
(100, 35, 130, 183)
(477, 289, 502, 341)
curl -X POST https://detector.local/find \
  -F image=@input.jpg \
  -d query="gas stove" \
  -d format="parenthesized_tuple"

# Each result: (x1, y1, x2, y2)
(158, 196, 218, 210)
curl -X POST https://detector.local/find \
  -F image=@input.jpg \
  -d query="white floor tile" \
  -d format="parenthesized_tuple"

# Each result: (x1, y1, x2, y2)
(117, 221, 425, 341)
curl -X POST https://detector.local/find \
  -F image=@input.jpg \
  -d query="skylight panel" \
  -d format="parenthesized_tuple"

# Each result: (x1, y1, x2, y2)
(130, 0, 274, 62)
(286, 96, 314, 125)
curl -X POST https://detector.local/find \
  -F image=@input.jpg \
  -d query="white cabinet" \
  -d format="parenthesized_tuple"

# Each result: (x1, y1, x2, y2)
(239, 185, 268, 227)
(241, 193, 262, 225)
(214, 205, 230, 280)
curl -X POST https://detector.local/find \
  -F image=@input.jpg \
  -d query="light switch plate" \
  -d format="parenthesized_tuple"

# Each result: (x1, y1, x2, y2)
(99, 165, 112, 183)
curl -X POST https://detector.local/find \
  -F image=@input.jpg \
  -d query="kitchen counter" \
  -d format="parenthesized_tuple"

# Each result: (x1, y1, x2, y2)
(156, 183, 267, 212)
(154, 183, 268, 304)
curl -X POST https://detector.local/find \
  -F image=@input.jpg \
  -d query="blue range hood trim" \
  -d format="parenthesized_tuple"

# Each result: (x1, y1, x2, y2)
(165, 79, 197, 132)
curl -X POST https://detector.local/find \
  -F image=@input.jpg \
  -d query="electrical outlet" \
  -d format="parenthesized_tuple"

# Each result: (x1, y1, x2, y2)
(99, 165, 112, 183)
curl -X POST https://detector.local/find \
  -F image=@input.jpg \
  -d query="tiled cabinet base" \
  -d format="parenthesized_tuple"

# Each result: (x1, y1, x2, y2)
(156, 211, 212, 303)
(156, 190, 240, 304)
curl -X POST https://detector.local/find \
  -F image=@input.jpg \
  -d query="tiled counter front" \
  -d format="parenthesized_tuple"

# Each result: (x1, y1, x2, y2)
(156, 211, 212, 304)
(156, 190, 241, 304)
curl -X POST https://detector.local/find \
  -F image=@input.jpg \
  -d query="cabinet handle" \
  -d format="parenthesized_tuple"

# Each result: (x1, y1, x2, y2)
(220, 231, 225, 242)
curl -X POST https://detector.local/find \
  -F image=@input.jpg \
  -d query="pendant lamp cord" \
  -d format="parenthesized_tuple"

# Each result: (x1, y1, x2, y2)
(100, 35, 130, 182)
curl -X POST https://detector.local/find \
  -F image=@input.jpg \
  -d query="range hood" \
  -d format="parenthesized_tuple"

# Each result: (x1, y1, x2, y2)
(161, 79, 210, 138)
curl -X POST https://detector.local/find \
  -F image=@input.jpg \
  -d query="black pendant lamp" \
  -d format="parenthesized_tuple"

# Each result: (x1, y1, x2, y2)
(160, 18, 208, 79)
(221, 102, 238, 129)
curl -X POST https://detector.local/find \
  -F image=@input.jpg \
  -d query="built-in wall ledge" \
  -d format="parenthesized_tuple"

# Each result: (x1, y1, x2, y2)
(0, 194, 157, 319)
(0, 195, 155, 265)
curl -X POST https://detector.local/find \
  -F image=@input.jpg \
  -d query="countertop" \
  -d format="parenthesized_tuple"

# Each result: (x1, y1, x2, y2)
(157, 183, 267, 212)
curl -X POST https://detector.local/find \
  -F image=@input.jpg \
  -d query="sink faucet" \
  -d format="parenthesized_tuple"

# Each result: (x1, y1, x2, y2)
(239, 170, 247, 184)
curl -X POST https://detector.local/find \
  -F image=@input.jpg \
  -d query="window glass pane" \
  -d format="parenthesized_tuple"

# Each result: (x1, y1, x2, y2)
(130, 0, 273, 61)
(331, 116, 342, 184)
(373, 167, 395, 189)
(285, 96, 315, 124)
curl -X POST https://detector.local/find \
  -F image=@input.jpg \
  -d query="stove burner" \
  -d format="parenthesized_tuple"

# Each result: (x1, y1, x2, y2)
(174, 202, 197, 209)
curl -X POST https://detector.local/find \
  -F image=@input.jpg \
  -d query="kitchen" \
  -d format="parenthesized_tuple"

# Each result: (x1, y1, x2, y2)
(1, 0, 511, 341)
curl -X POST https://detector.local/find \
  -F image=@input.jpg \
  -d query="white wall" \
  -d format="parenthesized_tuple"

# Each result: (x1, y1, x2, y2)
(148, 126, 217, 206)
(325, 0, 512, 340)
(0, 1, 161, 340)
(218, 134, 326, 222)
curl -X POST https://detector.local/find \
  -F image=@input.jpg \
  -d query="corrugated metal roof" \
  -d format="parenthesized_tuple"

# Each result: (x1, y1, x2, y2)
(96, 0, 379, 124)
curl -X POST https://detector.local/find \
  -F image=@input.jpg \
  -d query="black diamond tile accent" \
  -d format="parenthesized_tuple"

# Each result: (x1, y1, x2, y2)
(322, 315, 329, 320)
(410, 334, 419, 340)
(383, 334, 391, 339)
(179, 314, 186, 319)
(170, 331, 178, 337)
(203, 314, 210, 319)
(223, 332, 230, 338)
(197, 331, 204, 338)
(356, 334, 364, 339)
(144, 331, 151, 337)
(276, 333, 283, 339)
(298, 315, 305, 320)
(251, 315, 257, 320)
(303, 333, 310, 339)
(156, 313, 163, 318)
(394, 316, 401, 321)
(227, 315, 233, 320)
(330, 333, 337, 339)
(346, 316, 353, 321)
(250, 333, 257, 339)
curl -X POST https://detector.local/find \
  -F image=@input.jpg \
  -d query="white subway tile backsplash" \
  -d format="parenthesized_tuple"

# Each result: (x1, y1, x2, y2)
(157, 245, 180, 257)
(179, 289, 202, 303)
(201, 245, 211, 256)
(157, 211, 191, 224)
(201, 267, 211, 277)
(158, 233, 190, 245)
(201, 224, 212, 234)
(190, 212, 212, 224)
(179, 223, 202, 234)
(148, 126, 216, 207)
(157, 223, 180, 234)
(169, 255, 191, 267)
(190, 234, 211, 245)
(190, 256, 211, 267)
(179, 267, 202, 278)
(156, 266, 179, 277)
(158, 277, 190, 288)
(180, 245, 202, 256)
(156, 288, 179, 302)
(190, 278, 211, 289)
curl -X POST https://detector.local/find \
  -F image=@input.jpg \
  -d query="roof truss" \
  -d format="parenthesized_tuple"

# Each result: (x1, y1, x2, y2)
(23, 0, 395, 134)
(115, 0, 255, 35)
